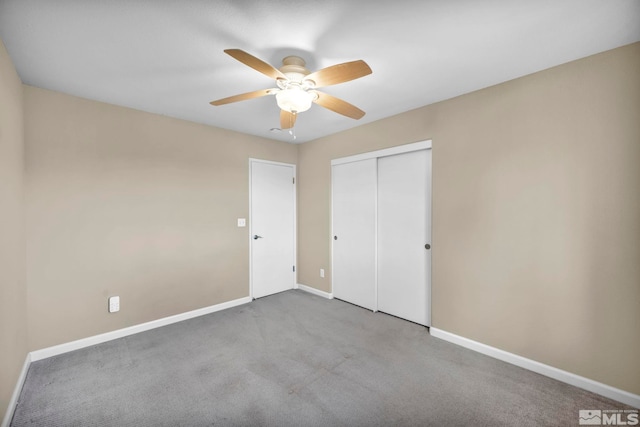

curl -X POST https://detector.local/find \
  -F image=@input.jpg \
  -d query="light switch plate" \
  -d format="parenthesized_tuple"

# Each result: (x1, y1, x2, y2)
(237, 218, 246, 227)
(108, 296, 120, 313)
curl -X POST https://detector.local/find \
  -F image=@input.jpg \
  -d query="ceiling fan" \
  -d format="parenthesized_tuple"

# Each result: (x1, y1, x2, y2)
(210, 49, 372, 130)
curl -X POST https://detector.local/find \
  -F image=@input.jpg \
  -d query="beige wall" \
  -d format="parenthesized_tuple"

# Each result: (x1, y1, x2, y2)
(297, 42, 640, 395)
(0, 39, 28, 421)
(24, 87, 297, 350)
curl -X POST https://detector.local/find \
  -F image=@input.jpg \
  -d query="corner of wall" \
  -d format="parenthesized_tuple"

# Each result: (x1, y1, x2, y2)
(0, 37, 28, 425)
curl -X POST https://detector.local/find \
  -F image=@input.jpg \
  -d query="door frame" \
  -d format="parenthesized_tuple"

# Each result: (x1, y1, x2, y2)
(249, 158, 297, 299)
(330, 139, 432, 321)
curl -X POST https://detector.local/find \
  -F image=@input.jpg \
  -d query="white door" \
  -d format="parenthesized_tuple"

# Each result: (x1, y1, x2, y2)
(377, 149, 431, 325)
(250, 160, 296, 299)
(332, 159, 377, 310)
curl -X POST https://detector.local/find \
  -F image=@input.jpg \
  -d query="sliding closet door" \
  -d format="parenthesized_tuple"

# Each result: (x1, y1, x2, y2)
(332, 159, 377, 310)
(377, 149, 431, 326)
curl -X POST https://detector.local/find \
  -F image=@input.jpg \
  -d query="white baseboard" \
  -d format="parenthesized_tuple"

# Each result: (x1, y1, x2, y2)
(30, 296, 252, 362)
(1, 353, 31, 427)
(430, 327, 640, 409)
(296, 283, 334, 299)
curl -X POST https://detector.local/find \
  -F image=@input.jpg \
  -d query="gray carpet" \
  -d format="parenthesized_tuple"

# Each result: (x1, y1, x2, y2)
(11, 290, 634, 426)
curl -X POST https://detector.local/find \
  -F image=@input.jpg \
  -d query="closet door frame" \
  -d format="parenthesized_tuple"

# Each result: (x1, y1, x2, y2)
(331, 139, 432, 315)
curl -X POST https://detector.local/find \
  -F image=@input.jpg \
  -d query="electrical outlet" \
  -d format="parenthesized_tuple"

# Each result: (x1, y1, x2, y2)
(108, 296, 120, 313)
(237, 218, 246, 227)
(320, 268, 325, 278)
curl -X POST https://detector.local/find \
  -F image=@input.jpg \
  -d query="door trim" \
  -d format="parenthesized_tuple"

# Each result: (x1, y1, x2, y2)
(330, 140, 432, 166)
(248, 158, 297, 299)
(330, 139, 432, 322)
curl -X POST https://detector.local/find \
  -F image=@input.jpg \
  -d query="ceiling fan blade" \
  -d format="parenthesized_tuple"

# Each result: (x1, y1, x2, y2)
(312, 91, 365, 120)
(304, 60, 372, 88)
(280, 110, 297, 129)
(210, 88, 274, 106)
(224, 49, 287, 81)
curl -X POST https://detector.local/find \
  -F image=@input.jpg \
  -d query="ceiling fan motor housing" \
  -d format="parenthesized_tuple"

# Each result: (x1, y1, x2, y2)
(275, 56, 317, 113)
(279, 56, 312, 84)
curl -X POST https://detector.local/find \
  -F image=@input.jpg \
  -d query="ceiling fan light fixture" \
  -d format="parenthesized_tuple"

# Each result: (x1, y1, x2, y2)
(275, 87, 316, 113)
(210, 49, 371, 123)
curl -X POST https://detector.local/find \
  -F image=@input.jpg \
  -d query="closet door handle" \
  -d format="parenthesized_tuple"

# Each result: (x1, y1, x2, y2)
(254, 235, 263, 240)
(424, 243, 431, 250)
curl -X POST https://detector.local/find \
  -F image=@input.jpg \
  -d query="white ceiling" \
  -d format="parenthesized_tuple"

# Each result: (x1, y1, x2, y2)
(1, 0, 639, 143)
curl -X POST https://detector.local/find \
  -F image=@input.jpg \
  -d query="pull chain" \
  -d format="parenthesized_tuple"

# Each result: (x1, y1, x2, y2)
(289, 111, 297, 140)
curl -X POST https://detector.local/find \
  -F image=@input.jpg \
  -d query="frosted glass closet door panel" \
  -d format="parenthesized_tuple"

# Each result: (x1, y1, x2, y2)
(332, 159, 377, 311)
(377, 149, 431, 325)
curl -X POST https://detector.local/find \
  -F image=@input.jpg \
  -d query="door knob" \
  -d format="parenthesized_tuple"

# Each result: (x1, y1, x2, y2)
(424, 243, 431, 250)
(253, 235, 263, 240)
